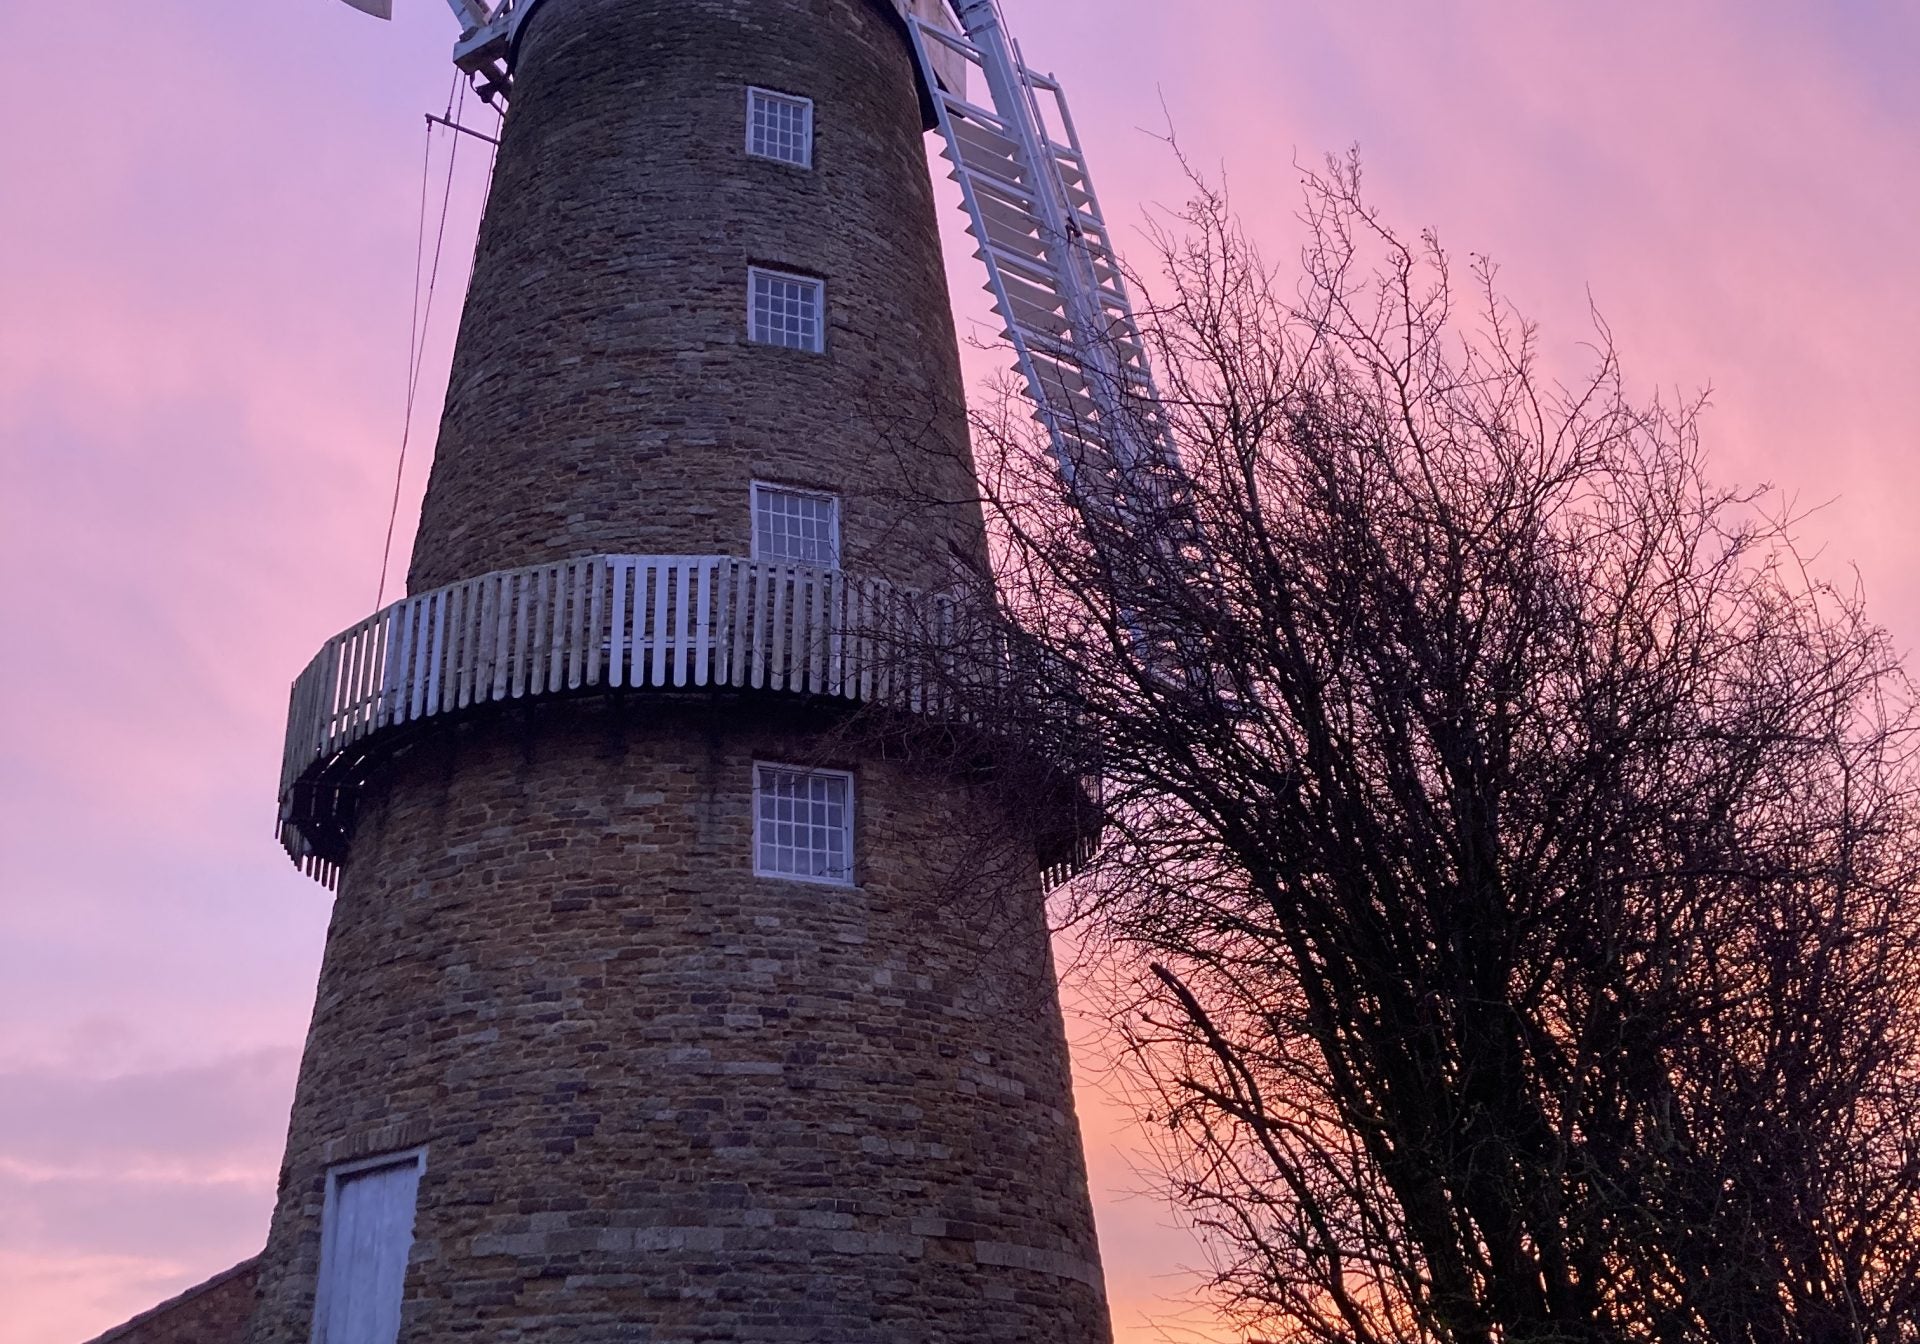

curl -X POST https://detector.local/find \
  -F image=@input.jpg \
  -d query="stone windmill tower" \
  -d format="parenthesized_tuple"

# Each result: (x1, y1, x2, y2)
(257, 0, 1171, 1339)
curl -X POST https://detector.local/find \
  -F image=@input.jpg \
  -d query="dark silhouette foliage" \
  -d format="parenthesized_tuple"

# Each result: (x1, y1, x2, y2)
(941, 155, 1920, 1343)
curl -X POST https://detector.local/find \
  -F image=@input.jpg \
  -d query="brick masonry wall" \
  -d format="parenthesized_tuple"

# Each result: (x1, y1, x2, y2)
(88, 1259, 259, 1344)
(407, 0, 984, 595)
(247, 700, 1110, 1343)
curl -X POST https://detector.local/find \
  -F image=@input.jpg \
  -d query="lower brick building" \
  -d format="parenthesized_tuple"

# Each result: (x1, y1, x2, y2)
(82, 1260, 259, 1344)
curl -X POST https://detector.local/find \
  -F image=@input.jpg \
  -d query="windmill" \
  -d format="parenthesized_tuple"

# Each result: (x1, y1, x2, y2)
(234, 3, 1144, 1339)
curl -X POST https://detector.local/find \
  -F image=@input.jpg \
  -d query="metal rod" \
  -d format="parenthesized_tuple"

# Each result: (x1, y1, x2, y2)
(425, 112, 501, 146)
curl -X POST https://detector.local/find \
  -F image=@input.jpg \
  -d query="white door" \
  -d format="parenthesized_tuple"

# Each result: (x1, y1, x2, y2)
(314, 1153, 423, 1344)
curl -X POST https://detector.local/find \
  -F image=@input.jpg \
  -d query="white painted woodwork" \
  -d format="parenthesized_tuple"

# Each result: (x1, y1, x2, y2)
(746, 88, 816, 169)
(750, 483, 841, 567)
(905, 4, 1183, 524)
(753, 763, 857, 885)
(312, 1153, 424, 1344)
(278, 555, 986, 887)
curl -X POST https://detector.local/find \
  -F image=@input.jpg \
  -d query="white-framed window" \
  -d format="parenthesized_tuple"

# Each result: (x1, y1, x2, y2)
(748, 267, 825, 353)
(311, 1148, 426, 1344)
(746, 86, 814, 168)
(751, 481, 841, 567)
(754, 763, 854, 886)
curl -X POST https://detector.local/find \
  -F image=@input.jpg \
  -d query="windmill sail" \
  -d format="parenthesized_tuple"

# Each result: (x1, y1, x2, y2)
(905, 0, 1185, 528)
(335, 0, 393, 17)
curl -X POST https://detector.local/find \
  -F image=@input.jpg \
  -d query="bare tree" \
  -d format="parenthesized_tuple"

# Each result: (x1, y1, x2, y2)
(937, 154, 1920, 1343)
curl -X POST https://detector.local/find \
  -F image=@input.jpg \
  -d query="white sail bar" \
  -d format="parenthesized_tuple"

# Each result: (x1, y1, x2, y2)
(907, 0, 1181, 523)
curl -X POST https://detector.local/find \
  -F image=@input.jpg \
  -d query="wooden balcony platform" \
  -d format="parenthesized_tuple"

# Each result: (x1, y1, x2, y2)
(276, 554, 1032, 888)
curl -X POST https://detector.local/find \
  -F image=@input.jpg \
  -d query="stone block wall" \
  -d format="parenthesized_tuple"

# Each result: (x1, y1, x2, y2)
(248, 701, 1109, 1343)
(409, 0, 983, 596)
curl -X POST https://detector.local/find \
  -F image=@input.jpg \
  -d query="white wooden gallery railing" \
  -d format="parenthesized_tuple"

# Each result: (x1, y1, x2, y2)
(278, 554, 971, 883)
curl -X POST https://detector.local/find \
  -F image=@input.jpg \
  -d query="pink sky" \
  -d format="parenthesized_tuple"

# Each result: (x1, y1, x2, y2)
(3, 2, 1917, 1341)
